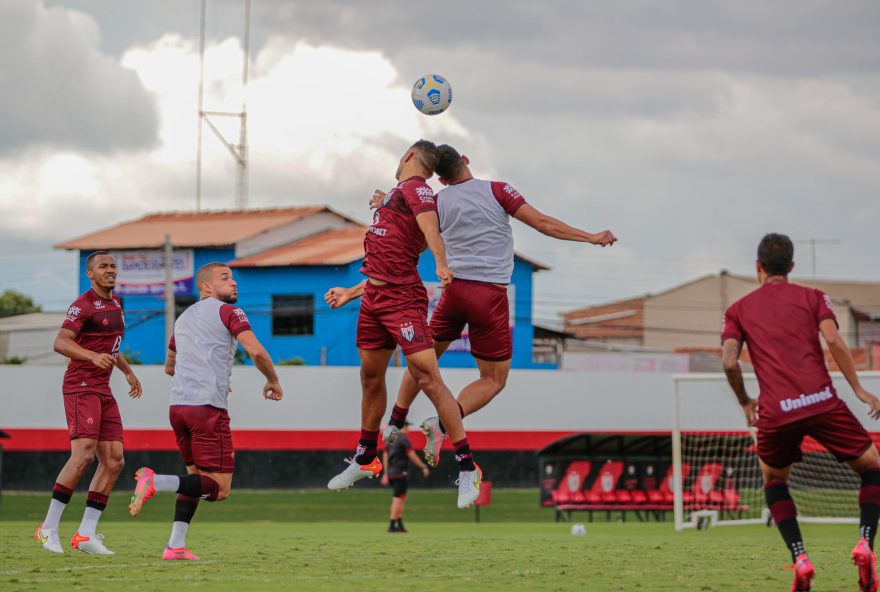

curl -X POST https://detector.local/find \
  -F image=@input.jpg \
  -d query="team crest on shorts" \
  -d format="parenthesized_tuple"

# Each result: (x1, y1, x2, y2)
(400, 322, 415, 342)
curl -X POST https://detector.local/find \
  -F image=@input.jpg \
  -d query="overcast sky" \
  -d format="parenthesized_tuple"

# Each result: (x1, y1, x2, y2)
(1, 0, 879, 324)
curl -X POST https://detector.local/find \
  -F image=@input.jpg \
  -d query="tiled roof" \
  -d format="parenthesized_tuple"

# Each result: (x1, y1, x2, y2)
(54, 207, 342, 250)
(562, 297, 645, 340)
(229, 227, 367, 267)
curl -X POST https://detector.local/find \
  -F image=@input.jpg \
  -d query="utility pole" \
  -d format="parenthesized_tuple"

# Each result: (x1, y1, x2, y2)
(195, 0, 251, 211)
(794, 239, 840, 279)
(164, 235, 175, 351)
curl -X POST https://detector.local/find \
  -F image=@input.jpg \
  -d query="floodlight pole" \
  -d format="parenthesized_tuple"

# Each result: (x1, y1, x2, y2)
(195, 0, 250, 211)
(795, 238, 840, 278)
(164, 235, 175, 351)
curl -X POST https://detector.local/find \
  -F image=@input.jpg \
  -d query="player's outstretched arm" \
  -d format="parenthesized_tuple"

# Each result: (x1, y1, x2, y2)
(513, 204, 617, 246)
(722, 338, 757, 426)
(820, 319, 880, 419)
(415, 211, 453, 287)
(53, 328, 116, 369)
(114, 354, 143, 399)
(236, 330, 283, 401)
(324, 280, 366, 309)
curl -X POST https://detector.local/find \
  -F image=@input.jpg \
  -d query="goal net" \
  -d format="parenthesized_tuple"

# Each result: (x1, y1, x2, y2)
(672, 372, 880, 530)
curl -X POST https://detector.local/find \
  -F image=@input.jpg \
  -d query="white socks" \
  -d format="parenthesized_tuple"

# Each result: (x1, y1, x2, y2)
(154, 474, 182, 492)
(78, 507, 102, 537)
(168, 521, 189, 549)
(43, 499, 67, 531)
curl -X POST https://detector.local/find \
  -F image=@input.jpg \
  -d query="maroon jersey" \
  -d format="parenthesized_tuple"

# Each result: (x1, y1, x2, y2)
(61, 289, 125, 396)
(360, 176, 437, 285)
(721, 281, 838, 428)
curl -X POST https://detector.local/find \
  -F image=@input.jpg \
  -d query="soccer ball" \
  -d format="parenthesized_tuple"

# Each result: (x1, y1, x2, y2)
(570, 523, 587, 536)
(411, 74, 453, 115)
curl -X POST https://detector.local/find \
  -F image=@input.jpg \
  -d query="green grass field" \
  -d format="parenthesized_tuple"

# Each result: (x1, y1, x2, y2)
(0, 489, 867, 591)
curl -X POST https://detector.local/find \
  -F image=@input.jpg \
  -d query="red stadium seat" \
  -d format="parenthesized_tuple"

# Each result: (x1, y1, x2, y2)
(646, 463, 689, 505)
(683, 463, 723, 509)
(551, 460, 591, 505)
(584, 460, 624, 504)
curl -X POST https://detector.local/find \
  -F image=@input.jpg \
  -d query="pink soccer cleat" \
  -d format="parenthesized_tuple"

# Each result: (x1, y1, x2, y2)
(789, 554, 815, 592)
(129, 467, 157, 516)
(853, 538, 878, 592)
(163, 546, 200, 561)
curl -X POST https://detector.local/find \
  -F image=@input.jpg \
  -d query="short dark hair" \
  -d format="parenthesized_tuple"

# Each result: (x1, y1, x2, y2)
(86, 250, 112, 269)
(435, 144, 466, 180)
(196, 262, 230, 287)
(757, 233, 794, 275)
(410, 139, 439, 173)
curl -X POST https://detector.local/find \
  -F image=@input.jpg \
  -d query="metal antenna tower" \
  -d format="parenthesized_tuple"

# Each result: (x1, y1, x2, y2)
(195, 0, 251, 211)
(794, 238, 840, 278)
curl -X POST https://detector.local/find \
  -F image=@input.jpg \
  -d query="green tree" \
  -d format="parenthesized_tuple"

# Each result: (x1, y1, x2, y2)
(121, 348, 143, 365)
(0, 290, 41, 319)
(277, 356, 306, 366)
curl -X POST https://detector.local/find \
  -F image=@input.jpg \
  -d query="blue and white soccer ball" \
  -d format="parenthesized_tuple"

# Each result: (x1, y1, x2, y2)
(570, 523, 587, 536)
(411, 74, 453, 115)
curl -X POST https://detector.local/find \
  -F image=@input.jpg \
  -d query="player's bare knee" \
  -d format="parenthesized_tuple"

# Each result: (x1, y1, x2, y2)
(216, 486, 231, 501)
(415, 373, 441, 396)
(359, 366, 384, 390)
(491, 375, 507, 395)
(104, 455, 125, 475)
(70, 449, 97, 472)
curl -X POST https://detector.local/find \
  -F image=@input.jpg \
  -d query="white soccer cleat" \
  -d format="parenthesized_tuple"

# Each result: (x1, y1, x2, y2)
(35, 524, 63, 554)
(327, 456, 383, 490)
(420, 416, 445, 467)
(71, 532, 115, 555)
(382, 424, 400, 447)
(456, 464, 483, 509)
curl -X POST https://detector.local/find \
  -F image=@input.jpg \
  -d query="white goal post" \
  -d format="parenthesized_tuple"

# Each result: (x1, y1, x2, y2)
(672, 372, 880, 531)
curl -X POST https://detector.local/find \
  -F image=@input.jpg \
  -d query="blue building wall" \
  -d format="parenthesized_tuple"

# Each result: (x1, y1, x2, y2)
(77, 248, 552, 368)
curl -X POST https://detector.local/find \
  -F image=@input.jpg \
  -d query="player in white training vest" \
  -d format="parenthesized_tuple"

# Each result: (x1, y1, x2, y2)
(128, 262, 282, 561)
(376, 144, 617, 464)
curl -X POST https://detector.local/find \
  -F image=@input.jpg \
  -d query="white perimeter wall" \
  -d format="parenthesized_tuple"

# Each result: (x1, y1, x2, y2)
(1, 366, 878, 433)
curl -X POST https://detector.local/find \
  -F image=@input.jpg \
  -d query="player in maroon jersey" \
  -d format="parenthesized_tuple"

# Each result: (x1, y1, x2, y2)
(34, 251, 142, 555)
(375, 144, 616, 465)
(722, 233, 880, 592)
(324, 140, 482, 509)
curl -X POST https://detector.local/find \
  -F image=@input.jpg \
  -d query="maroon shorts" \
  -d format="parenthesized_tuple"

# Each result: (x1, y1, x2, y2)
(430, 278, 512, 361)
(356, 281, 432, 356)
(757, 401, 873, 468)
(169, 405, 235, 473)
(63, 391, 124, 443)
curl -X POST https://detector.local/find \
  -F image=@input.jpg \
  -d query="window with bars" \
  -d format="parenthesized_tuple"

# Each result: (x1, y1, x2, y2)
(272, 294, 314, 336)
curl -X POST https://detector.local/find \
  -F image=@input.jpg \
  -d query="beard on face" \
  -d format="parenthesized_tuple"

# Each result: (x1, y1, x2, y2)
(218, 292, 238, 304)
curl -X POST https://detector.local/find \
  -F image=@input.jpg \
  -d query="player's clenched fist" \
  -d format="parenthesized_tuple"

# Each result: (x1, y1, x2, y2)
(263, 381, 283, 401)
(325, 287, 351, 309)
(590, 230, 618, 247)
(436, 264, 454, 287)
(90, 352, 117, 370)
(370, 189, 386, 210)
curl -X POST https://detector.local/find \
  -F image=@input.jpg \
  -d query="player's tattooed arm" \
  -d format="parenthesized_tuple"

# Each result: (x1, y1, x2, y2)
(164, 348, 176, 377)
(324, 280, 367, 309)
(415, 211, 453, 287)
(513, 204, 617, 246)
(820, 319, 880, 419)
(115, 354, 143, 399)
(236, 330, 283, 402)
(722, 338, 757, 426)
(53, 328, 116, 370)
